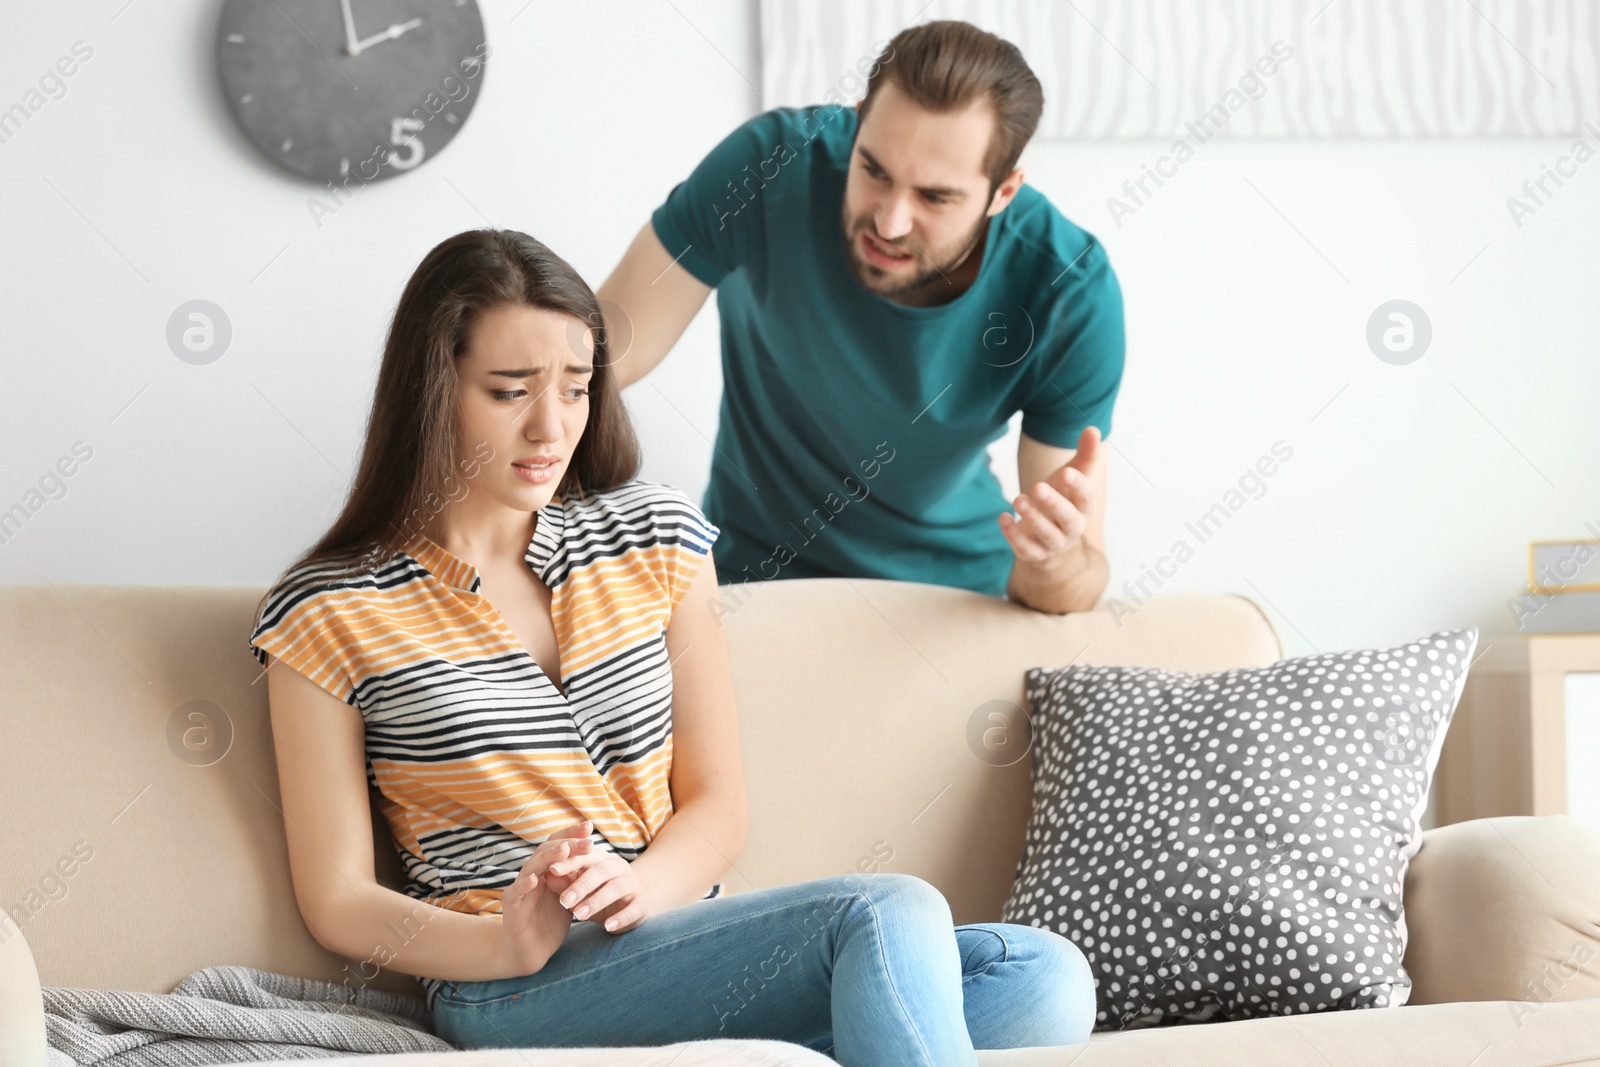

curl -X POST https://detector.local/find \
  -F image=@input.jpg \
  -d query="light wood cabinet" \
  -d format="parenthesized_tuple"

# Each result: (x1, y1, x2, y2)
(1435, 632, 1600, 828)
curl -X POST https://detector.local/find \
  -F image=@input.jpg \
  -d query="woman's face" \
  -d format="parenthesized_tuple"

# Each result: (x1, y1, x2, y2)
(455, 302, 594, 514)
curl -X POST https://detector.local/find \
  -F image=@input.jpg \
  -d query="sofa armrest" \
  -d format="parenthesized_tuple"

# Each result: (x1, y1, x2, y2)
(1404, 814, 1600, 1005)
(0, 916, 48, 1066)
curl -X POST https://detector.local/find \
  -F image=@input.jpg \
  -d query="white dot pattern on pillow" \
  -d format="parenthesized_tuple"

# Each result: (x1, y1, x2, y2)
(1001, 626, 1478, 1029)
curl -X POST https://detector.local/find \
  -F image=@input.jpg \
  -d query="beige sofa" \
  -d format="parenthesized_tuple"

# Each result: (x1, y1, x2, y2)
(3, 580, 1598, 1066)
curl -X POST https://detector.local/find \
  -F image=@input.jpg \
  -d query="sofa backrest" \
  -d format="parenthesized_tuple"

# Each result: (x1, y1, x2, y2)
(0, 581, 1280, 996)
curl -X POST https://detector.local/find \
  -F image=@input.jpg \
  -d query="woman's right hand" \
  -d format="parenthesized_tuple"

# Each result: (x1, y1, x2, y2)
(500, 818, 594, 975)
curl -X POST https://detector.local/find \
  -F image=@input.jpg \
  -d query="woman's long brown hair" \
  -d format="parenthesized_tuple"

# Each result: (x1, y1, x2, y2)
(253, 228, 641, 628)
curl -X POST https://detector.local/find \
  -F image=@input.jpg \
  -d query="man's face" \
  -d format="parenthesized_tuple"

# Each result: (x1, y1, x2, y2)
(841, 80, 999, 302)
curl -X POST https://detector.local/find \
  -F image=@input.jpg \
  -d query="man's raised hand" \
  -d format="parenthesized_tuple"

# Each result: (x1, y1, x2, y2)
(999, 424, 1102, 564)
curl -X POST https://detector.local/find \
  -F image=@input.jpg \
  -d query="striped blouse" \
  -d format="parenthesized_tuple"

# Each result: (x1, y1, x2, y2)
(246, 478, 723, 1010)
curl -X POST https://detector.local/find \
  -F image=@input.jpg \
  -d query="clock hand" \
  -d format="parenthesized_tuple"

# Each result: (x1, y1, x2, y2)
(338, 0, 361, 56)
(351, 18, 423, 54)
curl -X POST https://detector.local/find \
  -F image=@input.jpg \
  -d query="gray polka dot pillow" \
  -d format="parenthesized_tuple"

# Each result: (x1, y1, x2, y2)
(1001, 626, 1478, 1029)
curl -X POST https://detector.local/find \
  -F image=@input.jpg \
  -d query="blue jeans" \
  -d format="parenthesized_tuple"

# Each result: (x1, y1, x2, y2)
(430, 872, 1095, 1066)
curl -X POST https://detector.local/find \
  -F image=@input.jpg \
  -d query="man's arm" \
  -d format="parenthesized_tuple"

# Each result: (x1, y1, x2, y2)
(596, 221, 712, 391)
(1003, 429, 1110, 614)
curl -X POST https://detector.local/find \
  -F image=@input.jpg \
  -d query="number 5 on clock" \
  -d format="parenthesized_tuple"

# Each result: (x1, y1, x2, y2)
(386, 117, 426, 170)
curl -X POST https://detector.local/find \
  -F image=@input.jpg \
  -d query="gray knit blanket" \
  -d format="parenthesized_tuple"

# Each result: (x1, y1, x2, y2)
(42, 964, 456, 1065)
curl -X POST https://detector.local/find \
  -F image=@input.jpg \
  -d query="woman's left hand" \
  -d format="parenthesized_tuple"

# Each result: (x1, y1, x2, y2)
(543, 847, 653, 934)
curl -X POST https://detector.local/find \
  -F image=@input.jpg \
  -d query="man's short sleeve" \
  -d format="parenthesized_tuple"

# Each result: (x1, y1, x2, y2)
(649, 110, 788, 289)
(246, 567, 365, 706)
(1020, 237, 1126, 448)
(639, 482, 721, 613)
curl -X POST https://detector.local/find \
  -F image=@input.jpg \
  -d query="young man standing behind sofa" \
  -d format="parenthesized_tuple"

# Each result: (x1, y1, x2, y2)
(597, 20, 1125, 614)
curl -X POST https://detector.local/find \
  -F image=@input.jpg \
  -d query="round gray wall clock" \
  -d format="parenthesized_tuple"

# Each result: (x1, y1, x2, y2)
(216, 0, 487, 184)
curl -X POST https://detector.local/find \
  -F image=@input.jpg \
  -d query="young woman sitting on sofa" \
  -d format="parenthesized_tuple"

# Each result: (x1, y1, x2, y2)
(246, 228, 1095, 1064)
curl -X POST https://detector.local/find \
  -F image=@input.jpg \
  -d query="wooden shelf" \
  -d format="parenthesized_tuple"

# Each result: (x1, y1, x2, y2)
(1436, 632, 1600, 825)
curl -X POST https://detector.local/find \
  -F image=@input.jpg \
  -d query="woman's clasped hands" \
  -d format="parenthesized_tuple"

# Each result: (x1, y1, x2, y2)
(502, 816, 654, 972)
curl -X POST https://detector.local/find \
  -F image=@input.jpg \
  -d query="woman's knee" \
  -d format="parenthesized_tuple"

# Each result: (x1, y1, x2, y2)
(824, 871, 953, 930)
(861, 872, 951, 915)
(1035, 929, 1097, 1043)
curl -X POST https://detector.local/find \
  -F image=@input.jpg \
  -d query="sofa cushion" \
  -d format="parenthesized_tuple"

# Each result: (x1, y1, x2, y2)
(1404, 814, 1600, 1005)
(1002, 627, 1477, 1028)
(228, 1039, 839, 1065)
(0, 915, 47, 1067)
(984, 997, 1600, 1067)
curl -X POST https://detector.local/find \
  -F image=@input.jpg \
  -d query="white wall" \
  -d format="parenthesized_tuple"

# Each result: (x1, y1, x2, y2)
(3, 1, 1598, 665)
(1018, 131, 1600, 657)
(0, 0, 755, 581)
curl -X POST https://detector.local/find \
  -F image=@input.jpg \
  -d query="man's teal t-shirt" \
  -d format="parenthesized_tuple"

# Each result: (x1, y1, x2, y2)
(649, 103, 1125, 598)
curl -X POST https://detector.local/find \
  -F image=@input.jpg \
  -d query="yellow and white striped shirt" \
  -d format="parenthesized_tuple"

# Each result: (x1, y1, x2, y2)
(246, 478, 721, 1008)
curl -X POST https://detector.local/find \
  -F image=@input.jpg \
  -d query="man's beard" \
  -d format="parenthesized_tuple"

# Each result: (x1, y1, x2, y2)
(841, 206, 988, 301)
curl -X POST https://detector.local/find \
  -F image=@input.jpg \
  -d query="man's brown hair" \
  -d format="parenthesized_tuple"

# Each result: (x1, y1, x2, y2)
(858, 20, 1044, 194)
